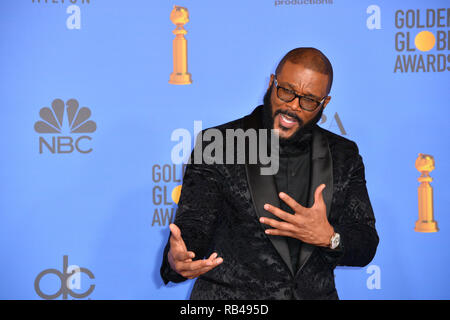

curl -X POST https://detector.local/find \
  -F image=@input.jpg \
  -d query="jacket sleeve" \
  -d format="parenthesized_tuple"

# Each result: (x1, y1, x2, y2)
(160, 133, 224, 284)
(319, 141, 379, 269)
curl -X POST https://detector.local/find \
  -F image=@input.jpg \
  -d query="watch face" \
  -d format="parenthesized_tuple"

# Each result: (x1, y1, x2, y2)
(331, 233, 340, 249)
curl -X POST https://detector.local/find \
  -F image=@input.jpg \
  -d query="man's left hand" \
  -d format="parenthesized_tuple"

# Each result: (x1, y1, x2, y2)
(259, 184, 334, 247)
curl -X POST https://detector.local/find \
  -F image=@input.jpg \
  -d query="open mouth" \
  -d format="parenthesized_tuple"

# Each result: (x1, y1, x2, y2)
(278, 113, 298, 129)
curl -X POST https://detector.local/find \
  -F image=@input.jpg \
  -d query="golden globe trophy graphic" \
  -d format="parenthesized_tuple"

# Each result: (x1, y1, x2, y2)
(169, 5, 192, 85)
(414, 153, 439, 232)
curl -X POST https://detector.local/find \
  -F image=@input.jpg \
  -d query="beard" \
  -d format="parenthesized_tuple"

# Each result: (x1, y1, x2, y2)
(262, 84, 324, 147)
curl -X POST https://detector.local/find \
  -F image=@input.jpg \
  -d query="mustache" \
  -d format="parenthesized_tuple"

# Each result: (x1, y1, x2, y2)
(274, 109, 304, 126)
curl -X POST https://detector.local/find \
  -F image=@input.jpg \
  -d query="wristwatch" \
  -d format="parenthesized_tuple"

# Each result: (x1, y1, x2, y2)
(329, 232, 340, 250)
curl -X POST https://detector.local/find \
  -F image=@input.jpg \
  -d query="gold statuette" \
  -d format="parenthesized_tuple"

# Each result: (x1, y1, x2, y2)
(169, 5, 192, 85)
(414, 153, 439, 232)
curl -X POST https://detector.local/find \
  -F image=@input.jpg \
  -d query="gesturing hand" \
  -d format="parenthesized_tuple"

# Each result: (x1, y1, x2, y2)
(168, 224, 223, 279)
(259, 184, 334, 247)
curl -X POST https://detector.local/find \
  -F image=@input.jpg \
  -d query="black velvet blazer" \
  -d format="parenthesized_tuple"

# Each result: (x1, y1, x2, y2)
(160, 105, 379, 300)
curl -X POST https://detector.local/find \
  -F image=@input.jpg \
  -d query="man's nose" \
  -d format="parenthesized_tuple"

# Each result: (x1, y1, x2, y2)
(286, 97, 302, 113)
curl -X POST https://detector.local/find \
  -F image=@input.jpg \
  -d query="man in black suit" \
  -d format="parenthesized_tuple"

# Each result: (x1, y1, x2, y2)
(160, 47, 379, 299)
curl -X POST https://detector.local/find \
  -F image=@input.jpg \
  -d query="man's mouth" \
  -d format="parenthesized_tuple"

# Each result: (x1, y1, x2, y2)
(278, 113, 298, 129)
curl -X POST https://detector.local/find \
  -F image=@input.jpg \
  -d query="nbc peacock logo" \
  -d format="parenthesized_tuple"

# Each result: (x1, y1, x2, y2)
(34, 98, 96, 154)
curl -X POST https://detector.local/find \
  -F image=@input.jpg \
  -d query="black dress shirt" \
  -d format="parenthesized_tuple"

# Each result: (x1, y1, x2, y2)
(273, 131, 312, 273)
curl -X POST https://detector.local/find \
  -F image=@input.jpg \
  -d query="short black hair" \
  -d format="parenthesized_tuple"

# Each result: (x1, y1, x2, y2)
(275, 47, 333, 94)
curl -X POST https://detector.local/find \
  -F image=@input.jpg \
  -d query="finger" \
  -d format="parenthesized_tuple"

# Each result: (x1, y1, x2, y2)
(181, 257, 223, 279)
(174, 250, 195, 261)
(264, 228, 298, 239)
(169, 224, 182, 242)
(259, 216, 296, 233)
(263, 203, 296, 224)
(202, 252, 220, 268)
(169, 236, 187, 255)
(183, 262, 222, 279)
(278, 192, 307, 214)
(207, 252, 218, 261)
(178, 256, 218, 272)
(169, 224, 187, 252)
(313, 184, 326, 208)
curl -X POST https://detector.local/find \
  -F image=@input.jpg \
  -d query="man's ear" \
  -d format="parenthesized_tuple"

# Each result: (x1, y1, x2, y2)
(268, 74, 274, 90)
(323, 96, 331, 109)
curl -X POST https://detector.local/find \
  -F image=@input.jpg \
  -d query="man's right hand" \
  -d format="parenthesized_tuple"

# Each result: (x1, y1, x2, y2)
(168, 224, 223, 279)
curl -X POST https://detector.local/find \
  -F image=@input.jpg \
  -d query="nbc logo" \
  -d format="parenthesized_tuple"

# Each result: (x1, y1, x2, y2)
(34, 98, 96, 154)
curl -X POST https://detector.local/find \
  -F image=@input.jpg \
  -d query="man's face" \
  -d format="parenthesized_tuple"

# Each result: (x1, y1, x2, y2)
(267, 61, 331, 140)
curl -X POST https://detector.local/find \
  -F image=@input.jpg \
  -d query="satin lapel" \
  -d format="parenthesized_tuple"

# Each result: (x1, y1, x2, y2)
(243, 107, 294, 276)
(297, 126, 333, 275)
